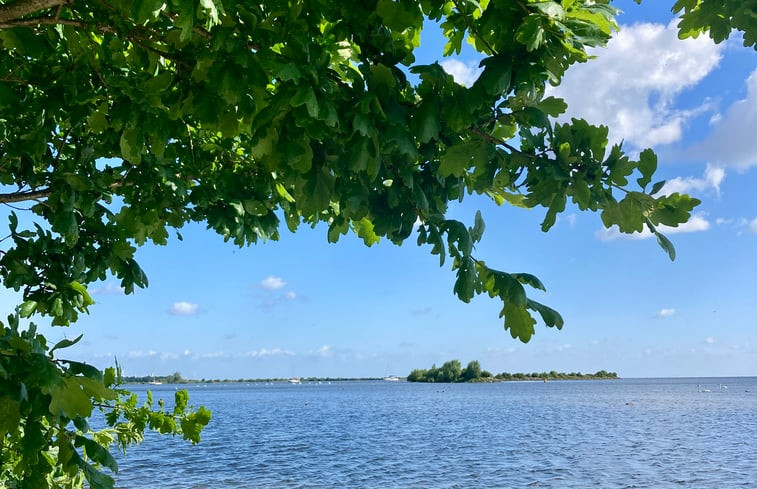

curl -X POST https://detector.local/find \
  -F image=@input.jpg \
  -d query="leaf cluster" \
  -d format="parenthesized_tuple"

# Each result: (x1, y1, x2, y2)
(0, 314, 210, 489)
(0, 0, 750, 486)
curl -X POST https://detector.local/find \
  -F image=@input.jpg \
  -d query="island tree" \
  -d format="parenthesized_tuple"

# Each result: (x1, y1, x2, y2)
(0, 0, 753, 487)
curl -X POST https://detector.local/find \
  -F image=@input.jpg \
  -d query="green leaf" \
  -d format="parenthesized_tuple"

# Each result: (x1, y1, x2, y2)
(453, 257, 477, 303)
(533, 1, 565, 19)
(516, 15, 545, 51)
(439, 139, 491, 178)
(78, 436, 118, 473)
(180, 406, 212, 444)
(80, 458, 116, 489)
(67, 361, 104, 381)
(511, 273, 546, 292)
(527, 299, 564, 329)
(533, 96, 568, 117)
(49, 377, 94, 418)
(119, 127, 142, 164)
(111, 241, 136, 261)
(501, 302, 537, 342)
(290, 85, 319, 118)
(0, 398, 21, 437)
(636, 148, 657, 189)
(50, 334, 83, 354)
(18, 300, 37, 317)
(412, 101, 440, 143)
(474, 57, 512, 95)
(654, 230, 676, 261)
(650, 180, 666, 195)
(353, 218, 380, 246)
(566, 8, 616, 36)
(470, 210, 485, 243)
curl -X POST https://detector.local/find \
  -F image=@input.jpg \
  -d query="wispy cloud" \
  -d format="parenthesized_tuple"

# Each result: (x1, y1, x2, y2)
(655, 308, 676, 318)
(440, 59, 482, 87)
(260, 276, 286, 291)
(549, 20, 723, 148)
(596, 213, 711, 241)
(694, 68, 757, 168)
(169, 301, 200, 316)
(705, 336, 716, 344)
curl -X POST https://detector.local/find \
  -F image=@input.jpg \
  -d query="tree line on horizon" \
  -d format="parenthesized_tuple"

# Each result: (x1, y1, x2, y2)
(407, 360, 618, 383)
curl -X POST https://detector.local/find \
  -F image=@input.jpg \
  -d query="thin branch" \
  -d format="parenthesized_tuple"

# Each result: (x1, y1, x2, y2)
(0, 16, 116, 32)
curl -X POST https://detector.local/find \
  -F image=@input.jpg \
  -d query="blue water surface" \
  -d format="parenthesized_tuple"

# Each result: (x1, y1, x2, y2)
(113, 378, 757, 488)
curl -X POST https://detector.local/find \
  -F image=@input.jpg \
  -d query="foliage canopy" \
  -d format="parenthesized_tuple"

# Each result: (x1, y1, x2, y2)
(0, 0, 753, 487)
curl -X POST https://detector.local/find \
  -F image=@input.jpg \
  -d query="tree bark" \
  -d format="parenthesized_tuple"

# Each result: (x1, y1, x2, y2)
(0, 0, 67, 23)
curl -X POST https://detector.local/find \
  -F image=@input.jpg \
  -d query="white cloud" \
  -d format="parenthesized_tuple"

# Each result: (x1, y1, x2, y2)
(549, 20, 723, 148)
(260, 275, 286, 290)
(655, 308, 676, 318)
(440, 59, 482, 87)
(169, 301, 200, 316)
(660, 164, 725, 196)
(596, 213, 711, 241)
(705, 337, 716, 344)
(282, 291, 297, 300)
(90, 282, 125, 295)
(694, 68, 757, 168)
(314, 345, 333, 358)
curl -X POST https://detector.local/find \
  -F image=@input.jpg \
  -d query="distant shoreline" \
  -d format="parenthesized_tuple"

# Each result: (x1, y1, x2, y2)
(122, 375, 385, 384)
(121, 374, 623, 385)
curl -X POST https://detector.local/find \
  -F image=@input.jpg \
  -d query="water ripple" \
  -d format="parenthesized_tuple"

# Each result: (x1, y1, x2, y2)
(114, 378, 757, 488)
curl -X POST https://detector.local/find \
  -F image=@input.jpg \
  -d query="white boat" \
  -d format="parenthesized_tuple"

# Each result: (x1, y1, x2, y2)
(288, 377, 301, 384)
(383, 376, 400, 381)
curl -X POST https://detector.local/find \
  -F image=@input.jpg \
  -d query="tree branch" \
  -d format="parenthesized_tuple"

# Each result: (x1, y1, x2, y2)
(0, 0, 67, 23)
(0, 188, 51, 203)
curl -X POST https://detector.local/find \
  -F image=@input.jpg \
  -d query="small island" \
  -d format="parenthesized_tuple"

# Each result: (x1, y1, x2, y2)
(407, 360, 618, 383)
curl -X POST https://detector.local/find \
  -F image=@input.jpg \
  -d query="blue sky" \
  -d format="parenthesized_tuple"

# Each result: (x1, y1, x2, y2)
(10, 1, 757, 379)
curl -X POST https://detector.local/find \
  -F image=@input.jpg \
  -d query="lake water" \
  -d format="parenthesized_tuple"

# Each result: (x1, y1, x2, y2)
(113, 378, 756, 488)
